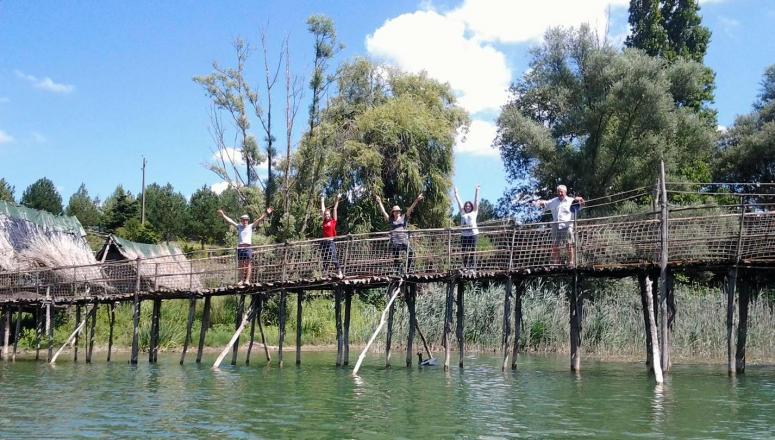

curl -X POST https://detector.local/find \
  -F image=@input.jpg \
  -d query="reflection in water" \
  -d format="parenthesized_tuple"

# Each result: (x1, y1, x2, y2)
(1, 353, 774, 438)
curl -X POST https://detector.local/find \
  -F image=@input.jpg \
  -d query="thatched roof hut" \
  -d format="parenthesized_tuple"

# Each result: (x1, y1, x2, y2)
(96, 235, 202, 291)
(0, 201, 98, 275)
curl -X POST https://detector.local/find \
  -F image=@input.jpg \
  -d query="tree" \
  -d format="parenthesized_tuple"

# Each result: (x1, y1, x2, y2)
(21, 177, 63, 214)
(0, 178, 14, 203)
(188, 185, 228, 248)
(625, 0, 669, 57)
(101, 185, 139, 231)
(714, 65, 775, 197)
(116, 218, 160, 244)
(495, 26, 715, 216)
(142, 183, 189, 241)
(66, 183, 102, 228)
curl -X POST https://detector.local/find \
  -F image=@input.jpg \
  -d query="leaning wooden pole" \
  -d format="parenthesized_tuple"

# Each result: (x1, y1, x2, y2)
(501, 277, 513, 371)
(456, 280, 465, 369)
(196, 296, 212, 364)
(213, 298, 257, 369)
(51, 304, 95, 364)
(406, 283, 417, 367)
(180, 296, 197, 365)
(658, 161, 670, 373)
(352, 281, 402, 376)
(74, 304, 81, 362)
(343, 288, 352, 366)
(726, 267, 739, 375)
(644, 274, 664, 384)
(511, 277, 524, 370)
(443, 280, 455, 371)
(296, 290, 303, 366)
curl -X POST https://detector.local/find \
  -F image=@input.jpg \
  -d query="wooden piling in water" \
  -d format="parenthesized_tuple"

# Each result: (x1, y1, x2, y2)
(511, 277, 524, 370)
(643, 274, 663, 384)
(35, 305, 43, 361)
(46, 288, 53, 362)
(385, 284, 397, 368)
(12, 306, 21, 361)
(726, 267, 739, 375)
(257, 294, 271, 363)
(569, 273, 581, 372)
(278, 290, 287, 367)
(246, 295, 257, 365)
(149, 298, 161, 363)
(736, 277, 751, 374)
(196, 296, 212, 364)
(335, 287, 343, 366)
(501, 277, 512, 371)
(2, 306, 9, 360)
(87, 302, 96, 363)
(74, 304, 81, 362)
(107, 302, 115, 362)
(343, 288, 352, 366)
(231, 294, 245, 366)
(457, 280, 465, 369)
(638, 272, 654, 371)
(296, 290, 303, 366)
(180, 296, 197, 365)
(406, 283, 417, 367)
(443, 280, 454, 371)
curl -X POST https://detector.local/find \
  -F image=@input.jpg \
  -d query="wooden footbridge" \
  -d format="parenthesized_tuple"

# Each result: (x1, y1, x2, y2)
(1, 177, 774, 381)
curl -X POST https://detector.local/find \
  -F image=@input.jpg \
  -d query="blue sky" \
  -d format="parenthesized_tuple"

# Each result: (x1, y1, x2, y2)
(1, 0, 773, 206)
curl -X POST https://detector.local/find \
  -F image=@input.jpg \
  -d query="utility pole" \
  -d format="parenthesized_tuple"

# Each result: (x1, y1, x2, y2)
(141, 156, 147, 225)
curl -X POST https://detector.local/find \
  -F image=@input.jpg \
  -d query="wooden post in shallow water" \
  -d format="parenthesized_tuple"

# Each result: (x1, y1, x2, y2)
(456, 280, 465, 369)
(213, 298, 258, 368)
(257, 294, 271, 363)
(13, 306, 22, 361)
(658, 162, 671, 373)
(87, 302, 97, 363)
(343, 288, 352, 366)
(130, 258, 141, 365)
(569, 273, 581, 372)
(352, 282, 402, 376)
(1, 306, 9, 360)
(501, 277, 513, 371)
(196, 296, 212, 364)
(278, 290, 287, 367)
(296, 290, 303, 366)
(511, 277, 525, 370)
(180, 296, 197, 365)
(736, 278, 751, 374)
(638, 272, 654, 371)
(46, 287, 53, 362)
(74, 305, 81, 362)
(726, 267, 739, 375)
(335, 287, 343, 367)
(149, 298, 161, 363)
(231, 294, 245, 366)
(246, 295, 258, 365)
(107, 302, 115, 362)
(643, 274, 663, 384)
(385, 285, 397, 368)
(405, 284, 417, 368)
(442, 280, 455, 371)
(35, 305, 43, 361)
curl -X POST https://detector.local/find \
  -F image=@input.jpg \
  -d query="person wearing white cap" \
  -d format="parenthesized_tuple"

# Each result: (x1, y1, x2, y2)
(375, 192, 424, 274)
(217, 207, 273, 284)
(533, 185, 584, 267)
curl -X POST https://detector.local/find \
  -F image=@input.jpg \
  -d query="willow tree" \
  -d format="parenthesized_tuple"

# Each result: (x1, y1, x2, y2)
(496, 26, 714, 214)
(289, 58, 468, 235)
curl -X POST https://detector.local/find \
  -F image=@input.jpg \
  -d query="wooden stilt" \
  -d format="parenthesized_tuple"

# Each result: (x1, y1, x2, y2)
(257, 294, 271, 363)
(415, 320, 432, 361)
(406, 283, 417, 367)
(569, 273, 581, 372)
(278, 290, 287, 367)
(643, 274, 663, 384)
(665, 271, 674, 371)
(726, 267, 739, 375)
(12, 306, 21, 361)
(0, 306, 6, 360)
(658, 162, 671, 373)
(511, 277, 524, 370)
(296, 290, 303, 366)
(46, 289, 53, 362)
(74, 305, 81, 362)
(638, 273, 654, 371)
(736, 277, 751, 374)
(180, 296, 197, 365)
(231, 294, 245, 366)
(443, 280, 454, 371)
(501, 277, 513, 371)
(352, 281, 403, 376)
(196, 296, 212, 364)
(385, 285, 397, 368)
(130, 301, 141, 365)
(213, 298, 258, 368)
(87, 302, 97, 363)
(343, 288, 352, 366)
(51, 304, 96, 364)
(335, 287, 343, 366)
(149, 298, 161, 363)
(35, 305, 43, 361)
(246, 295, 258, 365)
(456, 280, 465, 369)
(107, 302, 115, 362)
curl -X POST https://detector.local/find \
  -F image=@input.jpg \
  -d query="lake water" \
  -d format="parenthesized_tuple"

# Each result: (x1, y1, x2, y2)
(1, 352, 774, 438)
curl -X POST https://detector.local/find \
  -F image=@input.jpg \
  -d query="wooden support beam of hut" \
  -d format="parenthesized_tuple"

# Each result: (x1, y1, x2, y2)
(352, 281, 403, 376)
(296, 290, 303, 366)
(385, 284, 398, 368)
(257, 294, 271, 363)
(456, 280, 465, 369)
(74, 304, 81, 362)
(87, 301, 97, 363)
(180, 296, 197, 365)
(149, 298, 161, 363)
(343, 288, 352, 366)
(569, 273, 581, 372)
(46, 288, 53, 362)
(726, 267, 739, 375)
(130, 258, 142, 365)
(658, 162, 671, 373)
(278, 290, 287, 367)
(51, 304, 96, 364)
(511, 277, 525, 370)
(246, 295, 258, 365)
(335, 287, 343, 367)
(736, 277, 751, 374)
(643, 273, 663, 384)
(501, 277, 513, 371)
(196, 296, 212, 364)
(638, 272, 654, 371)
(231, 294, 245, 366)
(13, 306, 22, 361)
(443, 280, 455, 371)
(405, 283, 417, 368)
(2, 306, 9, 360)
(35, 305, 43, 361)
(107, 302, 115, 362)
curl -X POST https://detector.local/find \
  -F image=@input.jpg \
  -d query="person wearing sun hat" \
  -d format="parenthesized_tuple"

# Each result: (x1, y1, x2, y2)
(375, 192, 424, 274)
(217, 207, 273, 284)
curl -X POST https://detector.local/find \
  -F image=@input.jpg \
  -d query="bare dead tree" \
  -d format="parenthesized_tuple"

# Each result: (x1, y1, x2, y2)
(283, 37, 304, 233)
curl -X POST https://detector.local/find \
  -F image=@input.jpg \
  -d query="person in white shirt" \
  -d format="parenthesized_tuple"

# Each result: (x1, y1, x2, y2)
(533, 185, 584, 266)
(217, 207, 273, 284)
(454, 185, 480, 272)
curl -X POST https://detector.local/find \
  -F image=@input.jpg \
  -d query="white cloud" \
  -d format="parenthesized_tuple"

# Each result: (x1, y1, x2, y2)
(448, 0, 629, 44)
(14, 70, 74, 94)
(211, 181, 231, 195)
(212, 147, 245, 166)
(455, 119, 499, 156)
(0, 130, 14, 144)
(366, 10, 512, 114)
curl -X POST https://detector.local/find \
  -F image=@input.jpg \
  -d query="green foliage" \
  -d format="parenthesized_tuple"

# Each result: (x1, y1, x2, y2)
(101, 185, 139, 231)
(66, 183, 102, 228)
(495, 26, 715, 215)
(189, 185, 228, 248)
(116, 218, 160, 244)
(0, 178, 15, 203)
(20, 177, 63, 214)
(625, 0, 669, 57)
(143, 182, 189, 241)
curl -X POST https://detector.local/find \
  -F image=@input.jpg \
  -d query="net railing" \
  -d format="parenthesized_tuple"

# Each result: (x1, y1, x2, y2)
(2, 208, 775, 302)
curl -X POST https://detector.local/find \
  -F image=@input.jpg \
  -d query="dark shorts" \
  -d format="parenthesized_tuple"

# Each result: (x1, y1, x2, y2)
(237, 247, 253, 261)
(551, 225, 573, 245)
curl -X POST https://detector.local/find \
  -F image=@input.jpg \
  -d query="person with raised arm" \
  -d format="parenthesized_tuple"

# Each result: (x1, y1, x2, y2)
(217, 207, 273, 285)
(454, 184, 480, 272)
(321, 194, 343, 278)
(375, 193, 424, 274)
(532, 185, 584, 267)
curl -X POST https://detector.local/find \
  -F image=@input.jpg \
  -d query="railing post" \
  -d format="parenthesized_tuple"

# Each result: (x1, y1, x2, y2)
(405, 230, 412, 275)
(507, 224, 517, 273)
(735, 198, 746, 264)
(446, 228, 452, 272)
(154, 263, 159, 291)
(341, 234, 353, 277)
(281, 242, 290, 283)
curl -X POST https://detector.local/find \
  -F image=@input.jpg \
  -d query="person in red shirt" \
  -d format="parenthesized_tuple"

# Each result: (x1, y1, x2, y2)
(321, 194, 342, 278)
